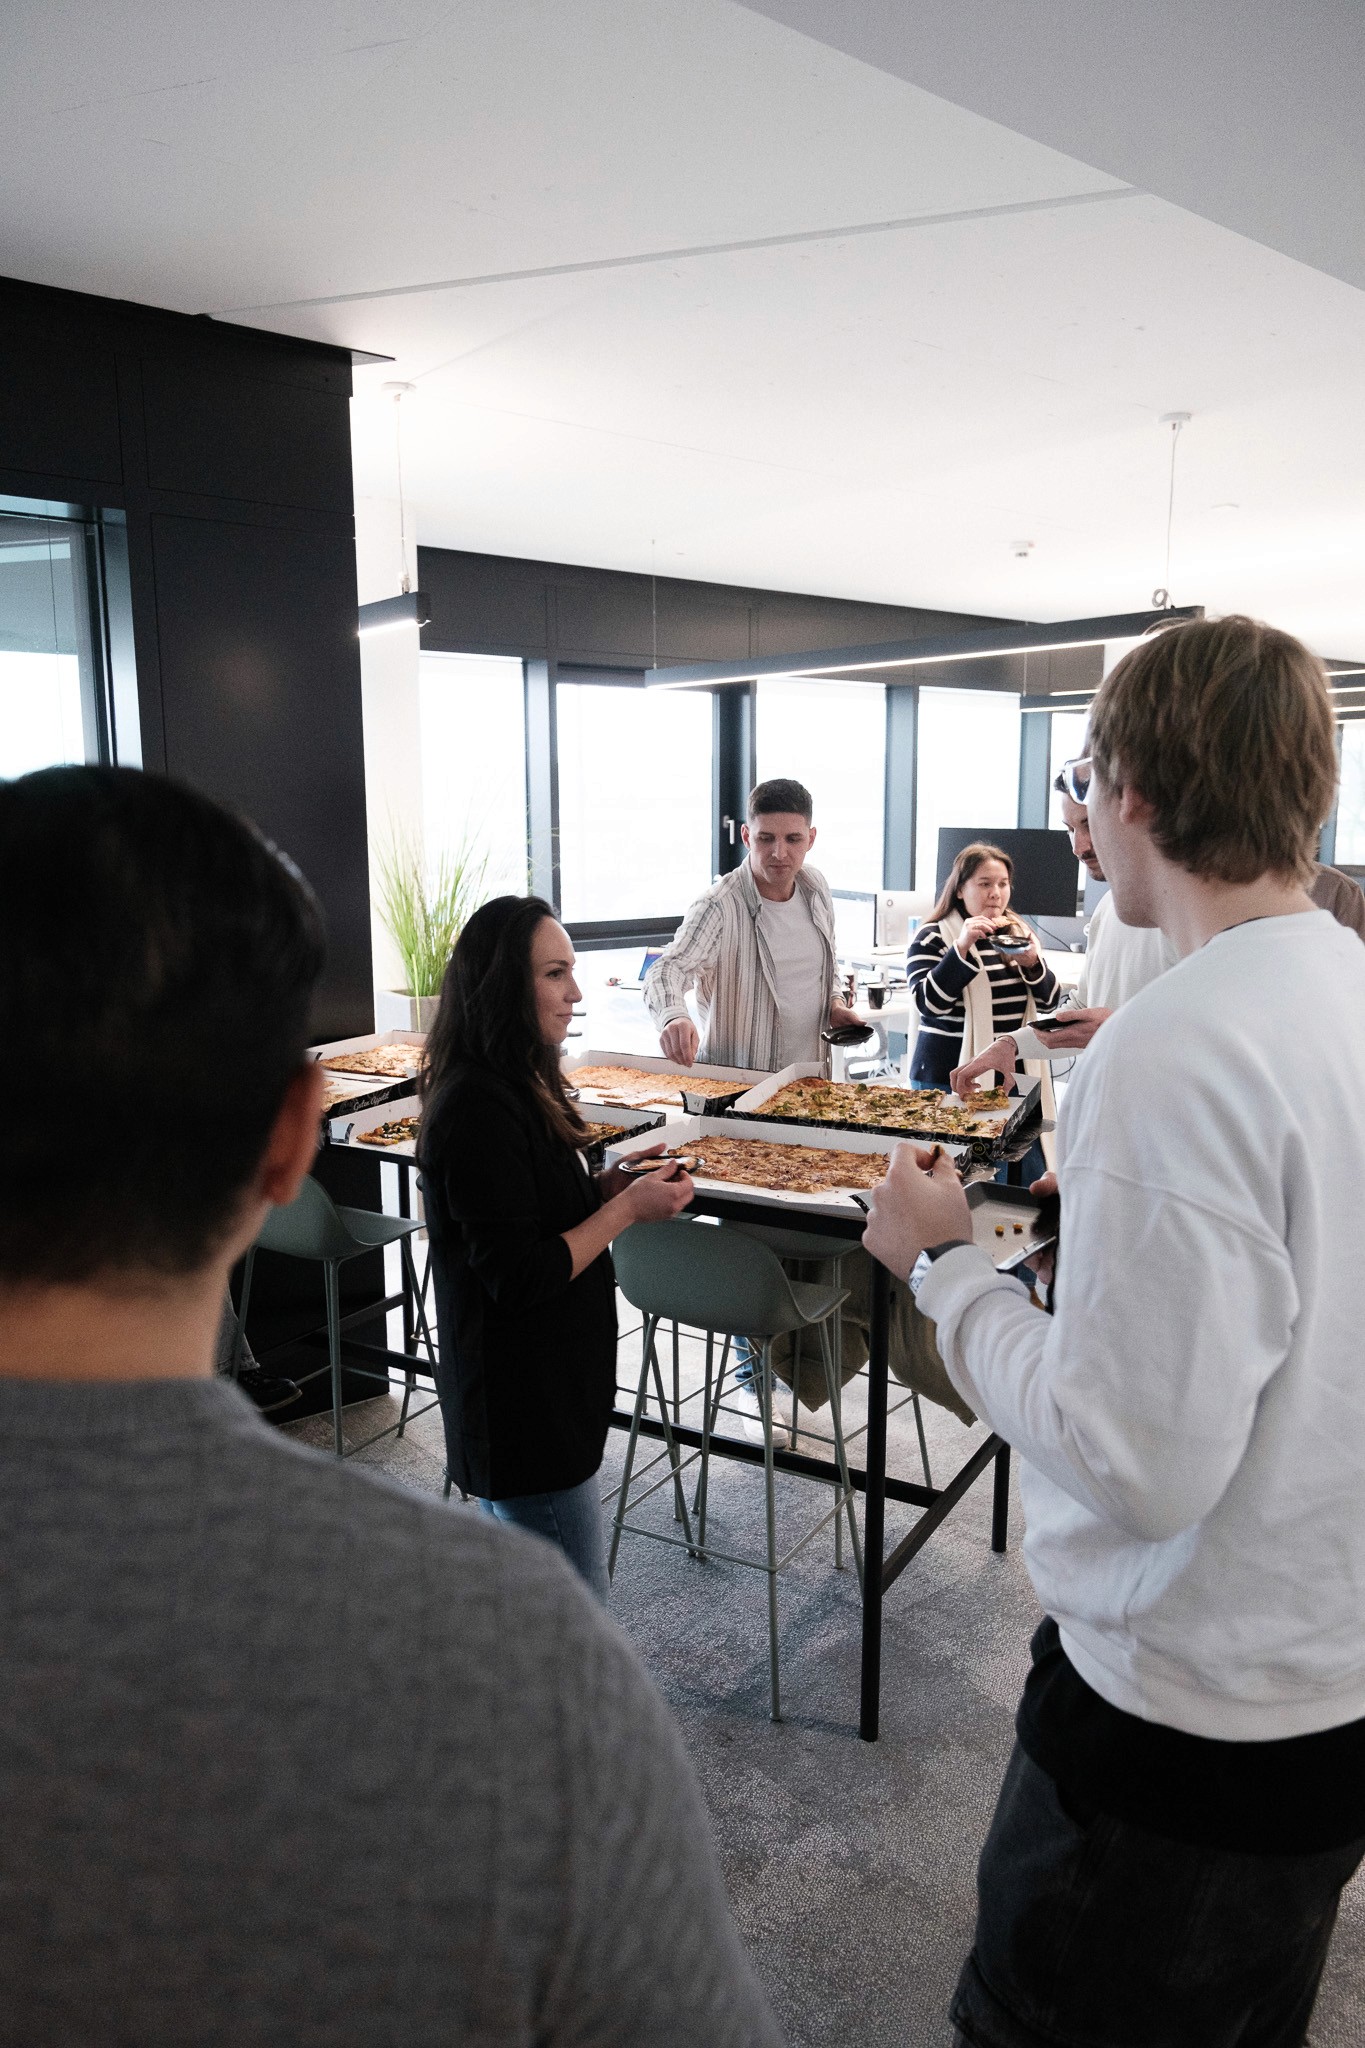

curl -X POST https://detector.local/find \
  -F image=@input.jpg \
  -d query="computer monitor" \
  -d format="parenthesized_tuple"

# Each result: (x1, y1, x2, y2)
(875, 890, 933, 950)
(831, 890, 877, 960)
(934, 828, 1082, 917)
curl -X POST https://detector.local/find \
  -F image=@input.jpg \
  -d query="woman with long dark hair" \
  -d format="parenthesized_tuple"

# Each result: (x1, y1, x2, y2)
(907, 842, 1060, 1090)
(417, 895, 692, 1598)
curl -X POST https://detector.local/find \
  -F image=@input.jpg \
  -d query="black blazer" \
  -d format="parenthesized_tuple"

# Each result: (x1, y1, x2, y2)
(419, 1064, 617, 1501)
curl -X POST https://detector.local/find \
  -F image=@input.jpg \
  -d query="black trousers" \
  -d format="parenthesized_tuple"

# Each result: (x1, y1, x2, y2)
(952, 1743, 1365, 2048)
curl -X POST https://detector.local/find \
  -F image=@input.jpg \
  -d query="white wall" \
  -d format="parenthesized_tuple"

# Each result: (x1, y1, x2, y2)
(355, 491, 423, 999)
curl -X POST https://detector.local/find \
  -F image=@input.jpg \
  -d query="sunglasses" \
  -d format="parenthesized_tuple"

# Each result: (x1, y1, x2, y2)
(1059, 756, 1092, 805)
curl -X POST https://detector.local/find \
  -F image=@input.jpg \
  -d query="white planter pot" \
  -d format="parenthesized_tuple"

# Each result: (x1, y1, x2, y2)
(375, 989, 440, 1033)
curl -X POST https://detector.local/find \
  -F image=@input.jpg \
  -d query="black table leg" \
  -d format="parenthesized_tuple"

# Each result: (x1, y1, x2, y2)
(991, 1441, 1011, 1553)
(398, 1163, 415, 1354)
(859, 1259, 891, 1741)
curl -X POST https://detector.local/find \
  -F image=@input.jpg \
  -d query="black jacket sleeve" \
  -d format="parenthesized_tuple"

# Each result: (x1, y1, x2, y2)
(430, 1085, 583, 1309)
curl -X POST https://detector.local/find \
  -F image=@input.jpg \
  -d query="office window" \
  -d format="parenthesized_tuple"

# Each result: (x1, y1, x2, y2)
(756, 678, 885, 891)
(915, 688, 1021, 891)
(1335, 725, 1365, 865)
(419, 652, 527, 894)
(0, 514, 100, 779)
(1047, 711, 1091, 830)
(557, 681, 712, 921)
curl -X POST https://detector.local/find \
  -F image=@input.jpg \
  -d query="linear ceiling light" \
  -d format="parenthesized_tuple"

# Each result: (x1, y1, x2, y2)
(358, 590, 431, 634)
(642, 606, 1204, 690)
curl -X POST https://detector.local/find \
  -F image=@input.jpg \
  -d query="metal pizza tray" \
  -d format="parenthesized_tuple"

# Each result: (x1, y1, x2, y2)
(966, 1182, 1053, 1273)
(726, 1064, 1041, 1160)
(574, 1101, 667, 1166)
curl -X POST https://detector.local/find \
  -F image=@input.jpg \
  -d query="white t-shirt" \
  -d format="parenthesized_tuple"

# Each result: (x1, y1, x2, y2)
(1013, 891, 1178, 1059)
(919, 910, 1365, 1741)
(759, 889, 827, 1067)
(1077, 890, 1179, 1010)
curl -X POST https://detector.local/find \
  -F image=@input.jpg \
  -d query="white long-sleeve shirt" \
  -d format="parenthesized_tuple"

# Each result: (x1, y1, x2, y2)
(918, 909, 1365, 1741)
(1013, 892, 1177, 1060)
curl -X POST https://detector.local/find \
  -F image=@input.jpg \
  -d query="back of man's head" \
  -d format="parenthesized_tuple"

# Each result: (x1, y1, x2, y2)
(0, 767, 325, 1286)
(1089, 616, 1336, 885)
(748, 777, 813, 822)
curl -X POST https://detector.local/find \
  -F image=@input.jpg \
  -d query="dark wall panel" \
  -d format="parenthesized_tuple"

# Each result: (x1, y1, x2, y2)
(421, 544, 1013, 672)
(152, 513, 371, 1039)
(141, 358, 354, 513)
(0, 272, 373, 1037)
(0, 342, 123, 487)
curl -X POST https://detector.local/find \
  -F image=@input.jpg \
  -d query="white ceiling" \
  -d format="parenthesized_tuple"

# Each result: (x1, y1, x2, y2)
(4, 0, 1364, 657)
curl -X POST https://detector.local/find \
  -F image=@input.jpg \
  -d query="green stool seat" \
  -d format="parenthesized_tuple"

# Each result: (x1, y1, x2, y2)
(609, 1217, 862, 1722)
(237, 1176, 436, 1458)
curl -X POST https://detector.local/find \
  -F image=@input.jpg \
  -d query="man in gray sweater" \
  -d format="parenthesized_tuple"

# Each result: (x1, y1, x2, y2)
(0, 765, 781, 2048)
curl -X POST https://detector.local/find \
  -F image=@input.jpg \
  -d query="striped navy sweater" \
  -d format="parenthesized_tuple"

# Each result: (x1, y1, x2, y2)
(907, 919, 1060, 1087)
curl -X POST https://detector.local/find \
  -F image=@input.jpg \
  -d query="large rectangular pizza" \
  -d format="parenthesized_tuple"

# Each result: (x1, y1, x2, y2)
(319, 1044, 425, 1081)
(649, 1134, 891, 1195)
(752, 1075, 1007, 1137)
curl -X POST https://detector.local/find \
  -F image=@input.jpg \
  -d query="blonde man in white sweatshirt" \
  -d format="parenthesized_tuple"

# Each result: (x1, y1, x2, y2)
(865, 616, 1365, 2048)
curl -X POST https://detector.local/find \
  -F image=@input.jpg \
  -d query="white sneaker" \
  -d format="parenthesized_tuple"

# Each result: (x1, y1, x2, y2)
(726, 1379, 772, 1446)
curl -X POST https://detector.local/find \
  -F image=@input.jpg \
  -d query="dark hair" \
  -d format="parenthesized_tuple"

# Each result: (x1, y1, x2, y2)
(419, 895, 586, 1150)
(0, 766, 326, 1284)
(747, 777, 813, 822)
(1090, 615, 1337, 884)
(926, 841, 1014, 925)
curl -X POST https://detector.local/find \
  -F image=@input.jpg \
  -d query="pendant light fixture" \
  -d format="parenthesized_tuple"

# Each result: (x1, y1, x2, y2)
(1151, 411, 1191, 609)
(358, 381, 430, 634)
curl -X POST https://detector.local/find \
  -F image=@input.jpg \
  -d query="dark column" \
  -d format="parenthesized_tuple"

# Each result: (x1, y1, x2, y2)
(883, 684, 918, 887)
(713, 681, 755, 875)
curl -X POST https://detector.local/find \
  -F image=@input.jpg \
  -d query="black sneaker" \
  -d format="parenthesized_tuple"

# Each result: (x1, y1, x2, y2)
(236, 1365, 302, 1414)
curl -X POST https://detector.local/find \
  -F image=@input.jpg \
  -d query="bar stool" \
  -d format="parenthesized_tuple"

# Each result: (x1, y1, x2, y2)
(609, 1217, 862, 1721)
(723, 1222, 933, 1488)
(236, 1176, 437, 1458)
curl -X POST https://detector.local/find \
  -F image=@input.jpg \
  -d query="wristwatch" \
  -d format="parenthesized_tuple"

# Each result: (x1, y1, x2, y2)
(909, 1237, 973, 1298)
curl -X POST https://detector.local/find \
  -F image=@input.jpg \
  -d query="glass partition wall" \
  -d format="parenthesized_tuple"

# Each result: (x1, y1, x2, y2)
(419, 652, 528, 896)
(914, 686, 1021, 892)
(395, 655, 1365, 1011)
(556, 678, 713, 924)
(0, 510, 128, 779)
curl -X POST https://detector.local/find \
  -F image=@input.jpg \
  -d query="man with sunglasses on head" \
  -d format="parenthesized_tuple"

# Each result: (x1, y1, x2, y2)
(955, 752, 1365, 1102)
(865, 618, 1365, 2048)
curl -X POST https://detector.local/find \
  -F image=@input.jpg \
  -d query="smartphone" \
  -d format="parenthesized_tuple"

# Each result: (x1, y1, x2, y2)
(1031, 1014, 1070, 1034)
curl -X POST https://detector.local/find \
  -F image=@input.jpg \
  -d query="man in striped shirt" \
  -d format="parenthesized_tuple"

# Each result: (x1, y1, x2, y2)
(644, 778, 863, 1071)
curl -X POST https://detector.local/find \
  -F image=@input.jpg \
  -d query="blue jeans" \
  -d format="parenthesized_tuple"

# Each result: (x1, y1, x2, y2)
(952, 1743, 1365, 2048)
(478, 1472, 610, 1604)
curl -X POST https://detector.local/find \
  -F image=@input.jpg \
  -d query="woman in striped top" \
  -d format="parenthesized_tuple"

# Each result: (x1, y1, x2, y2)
(908, 842, 1060, 1089)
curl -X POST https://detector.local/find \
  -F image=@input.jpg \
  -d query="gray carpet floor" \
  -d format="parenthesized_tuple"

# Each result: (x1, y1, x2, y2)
(283, 1313, 1365, 2047)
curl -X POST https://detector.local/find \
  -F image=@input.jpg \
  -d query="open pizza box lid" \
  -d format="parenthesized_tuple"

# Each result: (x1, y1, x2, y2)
(603, 1115, 969, 1218)
(325, 1092, 423, 1156)
(562, 1047, 768, 1113)
(310, 1029, 426, 1115)
(727, 1062, 1040, 1156)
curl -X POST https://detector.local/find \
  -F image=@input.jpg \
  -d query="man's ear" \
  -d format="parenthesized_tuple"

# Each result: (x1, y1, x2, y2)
(259, 1064, 324, 1209)
(806, 823, 817, 848)
(1117, 783, 1157, 829)
(740, 821, 752, 849)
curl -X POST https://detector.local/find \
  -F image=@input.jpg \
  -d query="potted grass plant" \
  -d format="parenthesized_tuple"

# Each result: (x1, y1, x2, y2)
(374, 830, 488, 1032)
